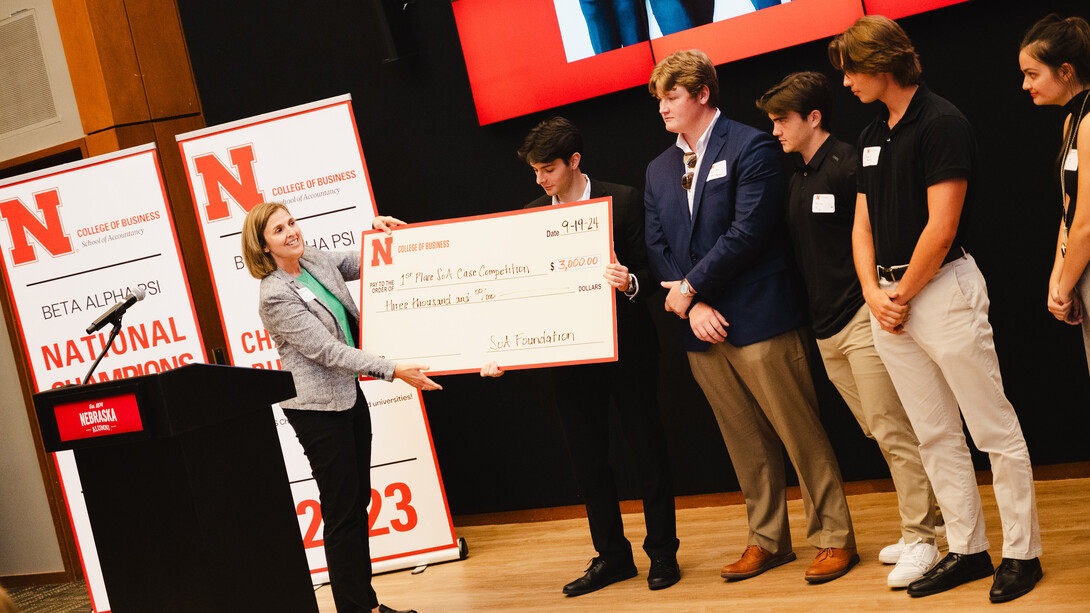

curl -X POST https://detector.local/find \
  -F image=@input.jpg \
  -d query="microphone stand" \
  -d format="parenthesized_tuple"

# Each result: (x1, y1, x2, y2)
(82, 314, 125, 385)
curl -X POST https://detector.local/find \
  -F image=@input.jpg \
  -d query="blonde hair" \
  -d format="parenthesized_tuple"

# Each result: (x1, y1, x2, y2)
(649, 49, 719, 107)
(241, 201, 291, 279)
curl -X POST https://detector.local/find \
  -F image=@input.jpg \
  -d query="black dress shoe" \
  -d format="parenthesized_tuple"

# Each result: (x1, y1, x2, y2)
(990, 557, 1042, 603)
(647, 556, 681, 590)
(377, 605, 417, 613)
(562, 557, 638, 596)
(907, 551, 994, 597)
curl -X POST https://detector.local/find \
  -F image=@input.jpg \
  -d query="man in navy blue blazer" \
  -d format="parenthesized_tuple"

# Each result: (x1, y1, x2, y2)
(644, 49, 858, 584)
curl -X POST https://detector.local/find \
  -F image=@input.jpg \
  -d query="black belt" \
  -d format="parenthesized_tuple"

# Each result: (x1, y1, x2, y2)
(877, 247, 967, 282)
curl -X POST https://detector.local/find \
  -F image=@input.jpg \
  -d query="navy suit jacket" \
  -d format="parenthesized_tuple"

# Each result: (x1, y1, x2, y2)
(644, 114, 805, 351)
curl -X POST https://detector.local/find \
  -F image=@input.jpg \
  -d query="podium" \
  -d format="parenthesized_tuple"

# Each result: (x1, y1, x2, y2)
(34, 363, 319, 613)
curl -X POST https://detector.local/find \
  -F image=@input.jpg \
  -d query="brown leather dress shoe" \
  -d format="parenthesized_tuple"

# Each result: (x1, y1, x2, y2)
(720, 545, 797, 580)
(804, 548, 860, 583)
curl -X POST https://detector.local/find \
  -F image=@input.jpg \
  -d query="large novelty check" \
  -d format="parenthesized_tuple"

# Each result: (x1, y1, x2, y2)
(359, 198, 617, 375)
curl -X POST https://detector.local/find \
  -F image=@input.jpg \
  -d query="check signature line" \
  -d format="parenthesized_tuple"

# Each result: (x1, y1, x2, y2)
(386, 353, 461, 361)
(487, 341, 604, 353)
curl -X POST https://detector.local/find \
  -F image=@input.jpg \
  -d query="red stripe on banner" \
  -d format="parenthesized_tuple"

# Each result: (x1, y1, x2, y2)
(415, 390, 458, 547)
(371, 543, 461, 564)
(345, 100, 378, 219)
(53, 454, 108, 613)
(175, 100, 352, 143)
(651, 0, 863, 66)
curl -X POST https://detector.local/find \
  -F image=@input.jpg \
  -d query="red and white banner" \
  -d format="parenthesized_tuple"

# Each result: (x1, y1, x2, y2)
(0, 143, 207, 613)
(175, 94, 460, 581)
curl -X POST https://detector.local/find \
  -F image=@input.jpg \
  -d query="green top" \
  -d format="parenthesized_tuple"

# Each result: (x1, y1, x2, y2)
(296, 269, 356, 347)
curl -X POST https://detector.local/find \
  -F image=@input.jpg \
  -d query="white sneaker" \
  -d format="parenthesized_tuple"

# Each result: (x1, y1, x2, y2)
(878, 537, 904, 564)
(887, 538, 940, 588)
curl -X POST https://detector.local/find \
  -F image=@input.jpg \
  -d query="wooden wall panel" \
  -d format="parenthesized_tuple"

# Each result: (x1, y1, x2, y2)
(84, 123, 156, 156)
(125, 0, 202, 119)
(53, 0, 150, 133)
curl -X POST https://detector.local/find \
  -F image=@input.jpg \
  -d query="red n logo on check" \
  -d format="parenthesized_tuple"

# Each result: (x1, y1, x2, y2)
(371, 235, 393, 266)
(0, 190, 74, 265)
(192, 145, 265, 222)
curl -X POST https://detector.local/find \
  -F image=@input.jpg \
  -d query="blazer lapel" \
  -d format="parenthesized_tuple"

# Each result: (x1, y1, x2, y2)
(666, 150, 692, 229)
(690, 116, 729, 231)
(300, 250, 353, 313)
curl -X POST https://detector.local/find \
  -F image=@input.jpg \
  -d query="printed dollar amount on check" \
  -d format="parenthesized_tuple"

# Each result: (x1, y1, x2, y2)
(360, 198, 618, 375)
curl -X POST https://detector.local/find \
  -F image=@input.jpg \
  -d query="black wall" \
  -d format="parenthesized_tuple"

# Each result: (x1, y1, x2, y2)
(178, 0, 1090, 515)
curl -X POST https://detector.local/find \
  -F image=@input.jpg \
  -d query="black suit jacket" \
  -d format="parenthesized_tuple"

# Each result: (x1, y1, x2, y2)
(526, 179, 658, 366)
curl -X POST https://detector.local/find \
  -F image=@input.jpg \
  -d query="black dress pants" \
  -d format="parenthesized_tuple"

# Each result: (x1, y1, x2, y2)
(283, 387, 377, 613)
(552, 355, 678, 564)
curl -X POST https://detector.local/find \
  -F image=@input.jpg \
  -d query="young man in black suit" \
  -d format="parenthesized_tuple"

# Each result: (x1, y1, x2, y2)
(484, 117, 681, 597)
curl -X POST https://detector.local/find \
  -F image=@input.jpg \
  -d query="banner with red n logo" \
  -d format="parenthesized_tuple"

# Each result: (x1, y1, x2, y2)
(0, 143, 207, 612)
(176, 95, 461, 583)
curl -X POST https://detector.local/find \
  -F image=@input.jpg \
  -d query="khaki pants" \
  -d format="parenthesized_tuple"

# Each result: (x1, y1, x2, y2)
(688, 327, 855, 555)
(817, 304, 937, 544)
(874, 255, 1041, 559)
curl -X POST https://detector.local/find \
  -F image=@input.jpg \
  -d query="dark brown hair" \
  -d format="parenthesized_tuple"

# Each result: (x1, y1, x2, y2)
(756, 71, 833, 130)
(1021, 14, 1090, 87)
(517, 117, 583, 165)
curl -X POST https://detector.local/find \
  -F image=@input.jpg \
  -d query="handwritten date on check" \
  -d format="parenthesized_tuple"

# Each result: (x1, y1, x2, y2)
(359, 198, 618, 375)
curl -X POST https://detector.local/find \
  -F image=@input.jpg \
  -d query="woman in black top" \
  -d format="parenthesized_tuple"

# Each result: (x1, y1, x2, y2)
(1020, 14, 1090, 371)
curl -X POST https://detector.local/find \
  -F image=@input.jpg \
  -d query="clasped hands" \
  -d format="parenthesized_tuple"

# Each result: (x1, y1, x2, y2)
(866, 287, 910, 334)
(661, 280, 729, 344)
(1047, 283, 1083, 325)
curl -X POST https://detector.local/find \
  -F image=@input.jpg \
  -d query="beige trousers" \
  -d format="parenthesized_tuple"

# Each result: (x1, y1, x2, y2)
(688, 327, 855, 555)
(874, 255, 1041, 559)
(817, 304, 937, 543)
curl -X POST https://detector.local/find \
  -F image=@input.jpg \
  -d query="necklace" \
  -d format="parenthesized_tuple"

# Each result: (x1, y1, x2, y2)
(1060, 90, 1090, 256)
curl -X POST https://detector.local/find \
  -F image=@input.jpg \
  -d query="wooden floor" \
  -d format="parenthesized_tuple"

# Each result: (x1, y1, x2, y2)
(313, 477, 1090, 612)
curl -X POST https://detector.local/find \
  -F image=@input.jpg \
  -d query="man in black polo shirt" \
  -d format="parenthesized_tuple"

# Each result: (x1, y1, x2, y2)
(829, 16, 1042, 603)
(756, 71, 940, 590)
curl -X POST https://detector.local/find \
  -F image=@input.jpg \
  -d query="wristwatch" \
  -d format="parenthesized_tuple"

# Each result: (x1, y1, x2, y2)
(679, 279, 695, 297)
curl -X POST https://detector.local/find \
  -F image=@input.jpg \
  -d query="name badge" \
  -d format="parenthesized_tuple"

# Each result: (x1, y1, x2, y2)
(812, 194, 835, 213)
(1066, 149, 1079, 172)
(706, 160, 727, 181)
(863, 146, 881, 167)
(296, 286, 318, 302)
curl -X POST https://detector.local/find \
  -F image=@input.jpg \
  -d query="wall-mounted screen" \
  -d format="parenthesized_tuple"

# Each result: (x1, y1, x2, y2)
(453, 0, 970, 125)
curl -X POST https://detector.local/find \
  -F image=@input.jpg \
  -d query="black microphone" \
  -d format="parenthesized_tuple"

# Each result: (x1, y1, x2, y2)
(86, 286, 147, 334)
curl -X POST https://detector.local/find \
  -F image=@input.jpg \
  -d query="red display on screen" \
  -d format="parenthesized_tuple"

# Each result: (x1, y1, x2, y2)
(862, 0, 968, 21)
(453, 0, 969, 125)
(55, 392, 143, 442)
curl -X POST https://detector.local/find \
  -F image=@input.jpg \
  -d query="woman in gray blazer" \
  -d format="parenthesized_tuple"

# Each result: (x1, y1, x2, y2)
(242, 201, 438, 613)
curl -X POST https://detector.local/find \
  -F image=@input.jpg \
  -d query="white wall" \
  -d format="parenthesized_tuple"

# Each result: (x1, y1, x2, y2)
(0, 303, 64, 577)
